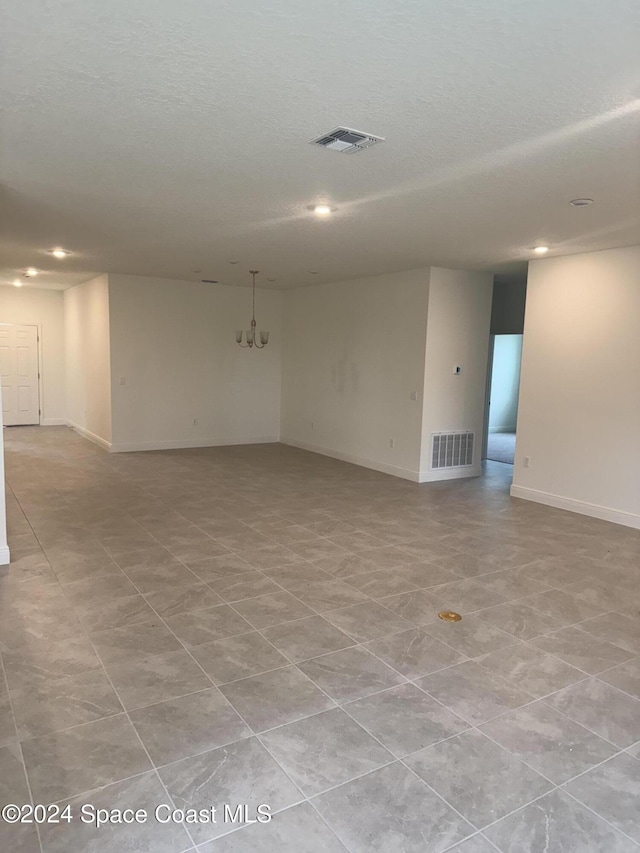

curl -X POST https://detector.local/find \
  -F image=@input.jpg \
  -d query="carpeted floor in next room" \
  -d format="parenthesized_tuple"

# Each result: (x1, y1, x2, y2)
(486, 432, 516, 465)
(1, 426, 640, 853)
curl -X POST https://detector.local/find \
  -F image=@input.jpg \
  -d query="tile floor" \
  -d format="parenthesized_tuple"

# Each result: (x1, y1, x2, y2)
(0, 426, 639, 852)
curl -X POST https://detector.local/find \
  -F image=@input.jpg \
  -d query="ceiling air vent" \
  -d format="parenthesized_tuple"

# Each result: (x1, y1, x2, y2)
(309, 127, 385, 154)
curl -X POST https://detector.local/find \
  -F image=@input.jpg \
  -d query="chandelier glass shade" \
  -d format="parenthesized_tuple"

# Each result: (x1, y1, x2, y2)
(236, 270, 269, 348)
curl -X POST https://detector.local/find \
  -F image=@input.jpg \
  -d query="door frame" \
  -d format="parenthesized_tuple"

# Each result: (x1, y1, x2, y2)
(481, 334, 495, 461)
(0, 321, 42, 426)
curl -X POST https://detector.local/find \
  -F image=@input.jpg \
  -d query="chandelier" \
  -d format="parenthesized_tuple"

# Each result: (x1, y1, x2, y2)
(235, 270, 269, 348)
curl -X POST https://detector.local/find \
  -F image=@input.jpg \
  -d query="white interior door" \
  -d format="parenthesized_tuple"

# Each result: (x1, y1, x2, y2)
(0, 324, 40, 426)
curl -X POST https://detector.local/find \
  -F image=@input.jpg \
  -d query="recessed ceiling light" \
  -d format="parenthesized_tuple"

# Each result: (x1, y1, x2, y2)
(25, 268, 38, 276)
(201, 279, 219, 284)
(51, 248, 70, 259)
(308, 270, 319, 274)
(13, 279, 23, 287)
(533, 246, 549, 254)
(569, 198, 593, 207)
(228, 260, 239, 265)
(266, 277, 276, 282)
(311, 205, 332, 216)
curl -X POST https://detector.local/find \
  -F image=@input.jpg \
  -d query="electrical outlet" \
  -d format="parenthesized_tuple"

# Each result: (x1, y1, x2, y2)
(523, 456, 530, 468)
(389, 438, 394, 448)
(119, 377, 126, 386)
(409, 390, 418, 401)
(193, 418, 198, 426)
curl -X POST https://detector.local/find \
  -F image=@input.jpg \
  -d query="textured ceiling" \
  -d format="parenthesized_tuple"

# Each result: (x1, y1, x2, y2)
(1, 0, 639, 291)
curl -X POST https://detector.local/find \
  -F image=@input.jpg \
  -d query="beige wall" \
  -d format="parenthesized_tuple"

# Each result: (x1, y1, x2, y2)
(281, 268, 430, 480)
(64, 275, 112, 445)
(0, 286, 66, 423)
(107, 274, 282, 450)
(420, 267, 494, 478)
(512, 246, 640, 528)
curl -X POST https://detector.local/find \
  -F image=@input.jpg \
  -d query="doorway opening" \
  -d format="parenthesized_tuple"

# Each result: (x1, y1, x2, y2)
(0, 323, 41, 426)
(483, 334, 523, 465)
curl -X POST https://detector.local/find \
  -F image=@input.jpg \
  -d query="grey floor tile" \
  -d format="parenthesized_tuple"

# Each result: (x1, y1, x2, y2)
(90, 619, 183, 663)
(298, 647, 405, 703)
(190, 631, 288, 684)
(477, 643, 586, 698)
(599, 656, 640, 699)
(0, 820, 40, 853)
(429, 552, 498, 580)
(480, 701, 617, 784)
(63, 572, 139, 606)
(126, 563, 203, 594)
(105, 649, 213, 710)
(474, 602, 558, 640)
(159, 737, 302, 844)
(0, 742, 29, 804)
(521, 590, 606, 627)
(428, 578, 509, 613)
(485, 789, 638, 852)
(6, 429, 640, 853)
(220, 665, 334, 731)
(579, 613, 640, 655)
(287, 579, 370, 612)
(0, 686, 17, 746)
(365, 628, 466, 679)
(11, 668, 123, 739)
(203, 572, 280, 603)
(260, 707, 392, 796)
(0, 744, 39, 851)
(323, 601, 412, 642)
(130, 687, 250, 765)
(73, 593, 158, 631)
(143, 582, 224, 616)
(261, 616, 355, 661)
(546, 677, 640, 747)
(164, 605, 252, 647)
(531, 625, 635, 674)
(423, 616, 517, 658)
(39, 770, 192, 852)
(313, 761, 474, 852)
(445, 837, 498, 853)
(417, 660, 533, 725)
(377, 589, 444, 626)
(199, 802, 348, 851)
(230, 592, 315, 629)
(346, 683, 468, 757)
(2, 635, 103, 691)
(343, 568, 420, 599)
(407, 728, 551, 827)
(189, 553, 254, 583)
(22, 713, 152, 803)
(312, 551, 381, 579)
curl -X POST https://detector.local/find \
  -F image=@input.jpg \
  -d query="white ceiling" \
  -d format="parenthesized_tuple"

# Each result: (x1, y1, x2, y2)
(1, 0, 639, 291)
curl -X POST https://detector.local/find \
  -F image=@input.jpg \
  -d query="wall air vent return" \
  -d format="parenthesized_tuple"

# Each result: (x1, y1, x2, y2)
(309, 127, 385, 154)
(431, 431, 475, 470)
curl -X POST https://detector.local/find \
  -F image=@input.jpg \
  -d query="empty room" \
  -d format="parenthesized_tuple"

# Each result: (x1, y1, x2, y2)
(1, 1, 639, 852)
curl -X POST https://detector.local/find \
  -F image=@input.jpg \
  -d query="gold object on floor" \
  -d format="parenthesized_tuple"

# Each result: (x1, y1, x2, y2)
(438, 610, 462, 622)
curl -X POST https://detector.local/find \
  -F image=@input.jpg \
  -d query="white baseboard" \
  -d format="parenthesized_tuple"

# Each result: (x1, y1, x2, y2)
(510, 484, 640, 530)
(41, 418, 67, 426)
(0, 546, 11, 566)
(418, 465, 482, 483)
(68, 422, 113, 451)
(280, 436, 421, 482)
(109, 436, 280, 453)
